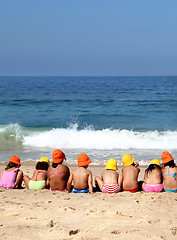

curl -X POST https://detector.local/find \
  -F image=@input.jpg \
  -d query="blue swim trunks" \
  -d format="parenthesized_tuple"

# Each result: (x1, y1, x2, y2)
(72, 187, 89, 193)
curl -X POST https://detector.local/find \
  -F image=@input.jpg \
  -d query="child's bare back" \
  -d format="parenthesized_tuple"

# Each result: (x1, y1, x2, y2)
(71, 167, 92, 189)
(67, 153, 93, 193)
(122, 165, 140, 190)
(122, 154, 140, 192)
(144, 167, 162, 185)
(95, 158, 122, 193)
(102, 170, 119, 185)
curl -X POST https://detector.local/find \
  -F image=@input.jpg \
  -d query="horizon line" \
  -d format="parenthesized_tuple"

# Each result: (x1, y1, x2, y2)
(0, 75, 177, 77)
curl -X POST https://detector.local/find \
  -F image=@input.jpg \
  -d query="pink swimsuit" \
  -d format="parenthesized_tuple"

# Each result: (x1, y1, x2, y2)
(0, 168, 19, 189)
(50, 165, 65, 177)
(143, 183, 163, 192)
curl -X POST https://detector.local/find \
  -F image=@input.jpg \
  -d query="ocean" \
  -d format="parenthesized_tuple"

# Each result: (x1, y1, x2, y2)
(0, 76, 177, 166)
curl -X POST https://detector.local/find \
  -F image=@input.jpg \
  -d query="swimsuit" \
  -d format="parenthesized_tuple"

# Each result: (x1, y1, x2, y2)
(29, 180, 46, 190)
(164, 188, 177, 193)
(163, 167, 177, 193)
(72, 187, 89, 193)
(164, 166, 176, 179)
(28, 170, 46, 190)
(49, 166, 66, 191)
(101, 183, 121, 194)
(143, 183, 164, 192)
(123, 187, 139, 193)
(0, 168, 19, 189)
(50, 165, 65, 177)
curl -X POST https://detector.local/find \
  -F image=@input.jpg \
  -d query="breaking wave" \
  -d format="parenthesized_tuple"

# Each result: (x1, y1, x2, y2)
(0, 123, 177, 150)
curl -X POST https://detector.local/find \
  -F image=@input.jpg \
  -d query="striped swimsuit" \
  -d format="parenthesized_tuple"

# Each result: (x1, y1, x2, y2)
(101, 183, 121, 194)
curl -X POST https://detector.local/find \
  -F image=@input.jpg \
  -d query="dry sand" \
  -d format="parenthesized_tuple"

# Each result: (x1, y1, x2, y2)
(0, 162, 177, 240)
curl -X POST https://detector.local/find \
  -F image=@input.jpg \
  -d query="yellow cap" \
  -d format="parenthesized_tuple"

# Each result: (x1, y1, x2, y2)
(122, 153, 135, 167)
(150, 159, 161, 167)
(39, 157, 50, 165)
(105, 158, 118, 171)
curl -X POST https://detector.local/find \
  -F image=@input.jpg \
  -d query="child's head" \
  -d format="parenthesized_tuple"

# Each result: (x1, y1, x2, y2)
(36, 157, 50, 171)
(161, 151, 173, 164)
(77, 153, 91, 167)
(145, 159, 161, 174)
(122, 153, 135, 167)
(161, 151, 175, 167)
(105, 158, 118, 171)
(5, 155, 21, 170)
(52, 149, 66, 165)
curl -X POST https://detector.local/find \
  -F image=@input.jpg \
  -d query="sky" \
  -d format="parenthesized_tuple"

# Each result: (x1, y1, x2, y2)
(0, 1, 177, 76)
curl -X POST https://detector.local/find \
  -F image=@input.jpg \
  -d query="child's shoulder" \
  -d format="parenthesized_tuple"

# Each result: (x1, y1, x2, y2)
(85, 168, 92, 175)
(72, 168, 78, 173)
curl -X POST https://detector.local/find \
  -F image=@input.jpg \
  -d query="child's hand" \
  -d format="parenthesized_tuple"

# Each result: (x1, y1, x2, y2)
(135, 162, 139, 167)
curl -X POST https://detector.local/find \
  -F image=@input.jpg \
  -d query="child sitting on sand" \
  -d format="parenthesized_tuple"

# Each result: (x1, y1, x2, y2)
(0, 155, 23, 189)
(95, 158, 122, 193)
(161, 151, 177, 193)
(47, 149, 70, 191)
(67, 153, 93, 193)
(23, 157, 50, 190)
(142, 159, 164, 192)
(122, 153, 140, 193)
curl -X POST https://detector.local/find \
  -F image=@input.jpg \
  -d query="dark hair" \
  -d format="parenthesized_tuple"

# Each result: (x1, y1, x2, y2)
(164, 160, 176, 168)
(145, 164, 161, 175)
(52, 162, 62, 168)
(36, 162, 49, 171)
(5, 162, 19, 170)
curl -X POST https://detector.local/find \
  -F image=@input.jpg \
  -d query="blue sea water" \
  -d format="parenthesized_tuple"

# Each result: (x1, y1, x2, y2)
(0, 76, 177, 165)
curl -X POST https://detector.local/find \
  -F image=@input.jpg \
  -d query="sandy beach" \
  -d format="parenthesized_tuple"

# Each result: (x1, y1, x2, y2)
(0, 162, 176, 240)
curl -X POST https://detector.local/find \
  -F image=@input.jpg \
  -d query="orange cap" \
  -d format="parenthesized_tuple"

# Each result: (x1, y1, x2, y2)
(161, 151, 174, 164)
(9, 155, 21, 166)
(52, 149, 65, 163)
(77, 153, 91, 167)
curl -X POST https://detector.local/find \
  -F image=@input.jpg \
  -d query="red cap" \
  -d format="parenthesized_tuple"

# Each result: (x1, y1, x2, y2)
(77, 153, 91, 167)
(161, 151, 174, 164)
(52, 149, 65, 163)
(9, 155, 21, 166)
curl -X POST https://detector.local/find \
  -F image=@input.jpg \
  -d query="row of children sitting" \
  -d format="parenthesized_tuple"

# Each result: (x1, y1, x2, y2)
(0, 150, 176, 193)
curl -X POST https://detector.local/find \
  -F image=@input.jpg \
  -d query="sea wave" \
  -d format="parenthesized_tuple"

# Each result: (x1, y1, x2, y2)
(0, 123, 177, 150)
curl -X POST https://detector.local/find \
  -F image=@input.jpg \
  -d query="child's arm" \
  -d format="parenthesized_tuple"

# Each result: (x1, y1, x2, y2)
(67, 173, 73, 192)
(118, 174, 123, 187)
(16, 170, 23, 188)
(88, 172, 93, 194)
(66, 168, 70, 182)
(45, 179, 50, 189)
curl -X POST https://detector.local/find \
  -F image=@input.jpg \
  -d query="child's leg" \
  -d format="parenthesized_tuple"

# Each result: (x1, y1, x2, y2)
(16, 171, 23, 188)
(95, 176, 104, 191)
(23, 175, 31, 189)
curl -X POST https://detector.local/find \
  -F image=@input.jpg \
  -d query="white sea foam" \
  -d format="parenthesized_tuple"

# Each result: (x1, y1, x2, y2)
(1, 124, 177, 164)
(1, 123, 177, 150)
(22, 125, 177, 150)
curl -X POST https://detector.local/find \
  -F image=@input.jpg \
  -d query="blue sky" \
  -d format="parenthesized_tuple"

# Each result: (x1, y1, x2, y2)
(0, 1, 177, 76)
